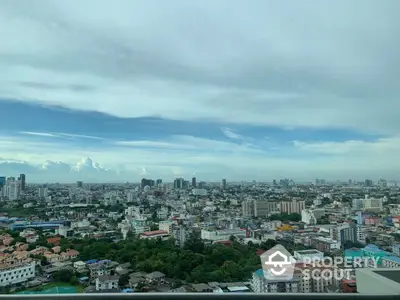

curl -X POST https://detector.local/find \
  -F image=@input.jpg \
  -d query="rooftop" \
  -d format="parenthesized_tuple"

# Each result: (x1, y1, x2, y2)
(382, 255, 400, 264)
(142, 230, 169, 236)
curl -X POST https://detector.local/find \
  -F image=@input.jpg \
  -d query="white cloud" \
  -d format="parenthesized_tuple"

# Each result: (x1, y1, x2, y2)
(19, 131, 104, 140)
(1, 133, 400, 182)
(20, 131, 60, 138)
(0, 1, 399, 134)
(221, 128, 242, 140)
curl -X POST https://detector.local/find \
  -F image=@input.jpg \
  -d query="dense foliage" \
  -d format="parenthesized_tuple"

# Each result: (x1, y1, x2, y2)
(61, 233, 263, 283)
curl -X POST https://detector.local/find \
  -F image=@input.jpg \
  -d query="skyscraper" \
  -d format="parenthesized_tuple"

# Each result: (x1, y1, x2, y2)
(222, 179, 227, 189)
(0, 176, 5, 188)
(174, 178, 184, 189)
(19, 174, 26, 191)
(192, 177, 196, 188)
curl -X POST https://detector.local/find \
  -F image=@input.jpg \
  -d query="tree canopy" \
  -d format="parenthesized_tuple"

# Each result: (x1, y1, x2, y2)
(61, 234, 262, 283)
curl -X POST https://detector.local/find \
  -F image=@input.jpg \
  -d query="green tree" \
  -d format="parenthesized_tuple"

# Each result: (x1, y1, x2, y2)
(53, 269, 74, 282)
(118, 274, 129, 287)
(135, 281, 147, 292)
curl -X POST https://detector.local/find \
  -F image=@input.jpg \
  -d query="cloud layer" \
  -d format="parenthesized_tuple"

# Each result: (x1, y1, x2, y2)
(0, 130, 400, 182)
(1, 1, 400, 182)
(1, 0, 400, 134)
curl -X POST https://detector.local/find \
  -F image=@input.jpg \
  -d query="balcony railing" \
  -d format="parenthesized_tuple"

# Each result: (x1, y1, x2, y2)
(0, 293, 399, 300)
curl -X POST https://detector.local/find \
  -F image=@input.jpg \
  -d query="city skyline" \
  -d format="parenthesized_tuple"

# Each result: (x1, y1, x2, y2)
(1, 1, 400, 181)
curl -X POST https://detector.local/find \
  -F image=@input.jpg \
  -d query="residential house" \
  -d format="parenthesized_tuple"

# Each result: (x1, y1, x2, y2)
(128, 271, 147, 287)
(89, 260, 118, 278)
(15, 243, 29, 251)
(60, 249, 79, 261)
(145, 271, 166, 283)
(95, 275, 119, 291)
(44, 252, 61, 264)
(115, 262, 132, 275)
(52, 246, 61, 254)
(29, 246, 48, 256)
(25, 234, 38, 244)
(47, 237, 61, 246)
(74, 261, 87, 273)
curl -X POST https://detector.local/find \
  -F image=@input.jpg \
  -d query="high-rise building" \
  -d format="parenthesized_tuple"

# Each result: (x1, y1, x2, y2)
(222, 179, 227, 189)
(0, 176, 5, 188)
(352, 195, 383, 212)
(280, 179, 290, 189)
(156, 179, 162, 185)
(242, 200, 278, 218)
(330, 223, 358, 247)
(280, 199, 306, 214)
(6, 178, 20, 201)
(198, 181, 207, 189)
(19, 174, 26, 191)
(2, 177, 20, 200)
(77, 181, 83, 188)
(174, 178, 184, 189)
(141, 178, 155, 188)
(365, 179, 373, 187)
(192, 177, 197, 188)
(38, 186, 48, 198)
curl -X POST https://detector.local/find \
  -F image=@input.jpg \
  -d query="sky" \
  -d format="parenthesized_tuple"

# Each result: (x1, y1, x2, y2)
(1, 0, 400, 183)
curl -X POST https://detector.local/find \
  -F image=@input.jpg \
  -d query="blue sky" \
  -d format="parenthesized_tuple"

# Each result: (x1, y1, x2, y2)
(0, 0, 399, 182)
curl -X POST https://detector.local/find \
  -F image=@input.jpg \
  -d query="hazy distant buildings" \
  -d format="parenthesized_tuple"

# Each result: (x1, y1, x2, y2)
(141, 178, 155, 189)
(192, 189, 207, 196)
(352, 195, 384, 212)
(198, 181, 207, 189)
(222, 179, 227, 189)
(77, 181, 83, 188)
(364, 179, 373, 187)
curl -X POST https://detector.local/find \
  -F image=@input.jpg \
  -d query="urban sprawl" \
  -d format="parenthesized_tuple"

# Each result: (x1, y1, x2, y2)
(1, 175, 400, 294)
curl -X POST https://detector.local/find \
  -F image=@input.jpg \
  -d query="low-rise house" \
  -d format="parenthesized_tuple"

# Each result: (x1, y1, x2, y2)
(25, 234, 38, 244)
(89, 260, 118, 278)
(60, 249, 79, 260)
(128, 271, 147, 287)
(115, 262, 132, 275)
(95, 275, 119, 291)
(44, 252, 61, 263)
(74, 261, 87, 272)
(145, 271, 166, 283)
(191, 283, 213, 292)
(47, 237, 61, 246)
(52, 246, 61, 253)
(29, 247, 48, 256)
(15, 243, 29, 251)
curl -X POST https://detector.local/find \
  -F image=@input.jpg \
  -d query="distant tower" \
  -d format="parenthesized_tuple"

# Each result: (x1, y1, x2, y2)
(19, 174, 26, 191)
(77, 181, 83, 188)
(192, 177, 197, 188)
(222, 179, 227, 189)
